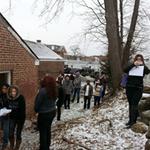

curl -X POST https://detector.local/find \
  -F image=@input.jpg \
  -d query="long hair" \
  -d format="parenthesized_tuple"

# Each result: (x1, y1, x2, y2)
(134, 54, 145, 64)
(41, 75, 57, 99)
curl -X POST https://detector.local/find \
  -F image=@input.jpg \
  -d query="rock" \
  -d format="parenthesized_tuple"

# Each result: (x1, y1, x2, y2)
(131, 122, 148, 134)
(142, 111, 150, 125)
(145, 139, 150, 150)
(24, 120, 32, 130)
(144, 86, 150, 94)
(146, 123, 150, 139)
(139, 97, 150, 112)
(139, 97, 150, 125)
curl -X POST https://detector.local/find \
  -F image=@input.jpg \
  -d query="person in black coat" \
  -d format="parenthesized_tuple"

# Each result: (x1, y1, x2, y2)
(124, 54, 150, 128)
(83, 80, 93, 109)
(0, 83, 10, 150)
(7, 85, 26, 150)
(56, 81, 65, 121)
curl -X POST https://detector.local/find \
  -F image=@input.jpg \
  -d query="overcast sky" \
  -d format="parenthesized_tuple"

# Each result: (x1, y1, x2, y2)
(0, 0, 107, 56)
(1, 0, 150, 56)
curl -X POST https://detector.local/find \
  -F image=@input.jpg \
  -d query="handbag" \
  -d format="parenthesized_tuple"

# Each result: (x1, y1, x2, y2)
(120, 73, 128, 88)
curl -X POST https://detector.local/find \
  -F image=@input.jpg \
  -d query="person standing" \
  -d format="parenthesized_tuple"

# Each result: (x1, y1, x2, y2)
(100, 72, 107, 100)
(93, 82, 103, 107)
(124, 54, 150, 128)
(72, 72, 81, 103)
(83, 80, 93, 109)
(7, 86, 26, 150)
(56, 71, 64, 85)
(56, 81, 64, 121)
(35, 76, 57, 150)
(63, 75, 73, 109)
(0, 84, 10, 150)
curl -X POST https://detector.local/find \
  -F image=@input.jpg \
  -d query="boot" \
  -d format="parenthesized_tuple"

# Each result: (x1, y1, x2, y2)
(126, 105, 132, 126)
(14, 140, 21, 150)
(126, 105, 137, 129)
(9, 138, 15, 150)
(1, 144, 9, 150)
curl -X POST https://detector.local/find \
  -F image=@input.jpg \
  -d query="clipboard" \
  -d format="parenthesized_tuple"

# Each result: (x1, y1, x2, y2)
(129, 66, 144, 77)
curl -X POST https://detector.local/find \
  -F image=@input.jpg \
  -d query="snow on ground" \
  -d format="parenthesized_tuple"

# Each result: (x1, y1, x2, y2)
(21, 92, 147, 150)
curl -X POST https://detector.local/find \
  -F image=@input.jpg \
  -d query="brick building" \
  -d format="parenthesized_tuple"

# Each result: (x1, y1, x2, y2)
(25, 40, 64, 78)
(0, 13, 64, 118)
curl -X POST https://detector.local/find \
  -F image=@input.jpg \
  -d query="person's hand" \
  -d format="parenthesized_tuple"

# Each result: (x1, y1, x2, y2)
(134, 61, 143, 66)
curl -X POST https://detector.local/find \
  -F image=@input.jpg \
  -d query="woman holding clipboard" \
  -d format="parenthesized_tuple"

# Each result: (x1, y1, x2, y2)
(124, 54, 150, 128)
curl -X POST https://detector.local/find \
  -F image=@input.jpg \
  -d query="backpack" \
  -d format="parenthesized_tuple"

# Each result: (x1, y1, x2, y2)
(120, 73, 128, 88)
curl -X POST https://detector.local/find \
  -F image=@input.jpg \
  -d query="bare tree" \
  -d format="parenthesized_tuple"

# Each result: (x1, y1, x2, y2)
(104, 0, 122, 91)
(122, 0, 140, 68)
(14, 0, 141, 91)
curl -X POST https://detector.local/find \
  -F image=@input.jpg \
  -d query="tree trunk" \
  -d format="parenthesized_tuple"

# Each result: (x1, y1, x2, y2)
(122, 0, 140, 68)
(119, 0, 124, 60)
(104, 0, 122, 91)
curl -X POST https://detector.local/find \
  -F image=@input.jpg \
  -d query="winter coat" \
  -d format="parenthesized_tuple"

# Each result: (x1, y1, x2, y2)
(7, 86, 26, 121)
(73, 77, 81, 89)
(0, 93, 9, 109)
(63, 80, 73, 95)
(94, 85, 103, 97)
(56, 85, 65, 107)
(83, 84, 93, 97)
(0, 93, 9, 119)
(35, 88, 56, 113)
(124, 64, 150, 88)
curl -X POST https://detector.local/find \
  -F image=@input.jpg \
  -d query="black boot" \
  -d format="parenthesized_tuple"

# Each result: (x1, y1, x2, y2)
(14, 140, 21, 150)
(126, 105, 132, 126)
(9, 138, 15, 150)
(126, 105, 137, 129)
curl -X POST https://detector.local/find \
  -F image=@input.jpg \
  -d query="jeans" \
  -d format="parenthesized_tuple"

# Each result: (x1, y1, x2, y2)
(64, 94, 71, 109)
(94, 96, 101, 106)
(9, 119, 25, 141)
(101, 86, 106, 98)
(72, 88, 81, 103)
(84, 96, 91, 109)
(38, 111, 56, 150)
(1, 118, 9, 145)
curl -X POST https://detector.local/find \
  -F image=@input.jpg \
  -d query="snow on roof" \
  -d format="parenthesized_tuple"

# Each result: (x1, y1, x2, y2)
(25, 40, 64, 61)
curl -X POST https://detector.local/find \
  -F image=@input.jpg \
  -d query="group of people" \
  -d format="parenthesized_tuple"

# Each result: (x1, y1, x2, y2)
(0, 54, 149, 150)
(34, 72, 107, 150)
(0, 84, 26, 150)
(56, 71, 107, 110)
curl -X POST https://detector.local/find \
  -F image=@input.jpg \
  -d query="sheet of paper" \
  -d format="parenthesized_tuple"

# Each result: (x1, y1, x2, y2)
(0, 108, 12, 117)
(129, 66, 144, 77)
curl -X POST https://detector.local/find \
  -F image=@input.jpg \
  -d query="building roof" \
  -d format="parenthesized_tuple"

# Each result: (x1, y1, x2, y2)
(25, 40, 64, 61)
(46, 44, 67, 53)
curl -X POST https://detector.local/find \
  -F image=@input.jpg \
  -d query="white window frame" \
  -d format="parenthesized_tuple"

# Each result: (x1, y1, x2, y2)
(0, 71, 11, 84)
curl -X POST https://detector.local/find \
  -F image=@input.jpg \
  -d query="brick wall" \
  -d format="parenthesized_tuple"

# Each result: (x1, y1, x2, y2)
(39, 61, 64, 79)
(0, 22, 39, 118)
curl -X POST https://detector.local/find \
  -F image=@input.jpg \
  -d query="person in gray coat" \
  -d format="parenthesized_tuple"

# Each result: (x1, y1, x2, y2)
(63, 75, 73, 109)
(72, 72, 81, 103)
